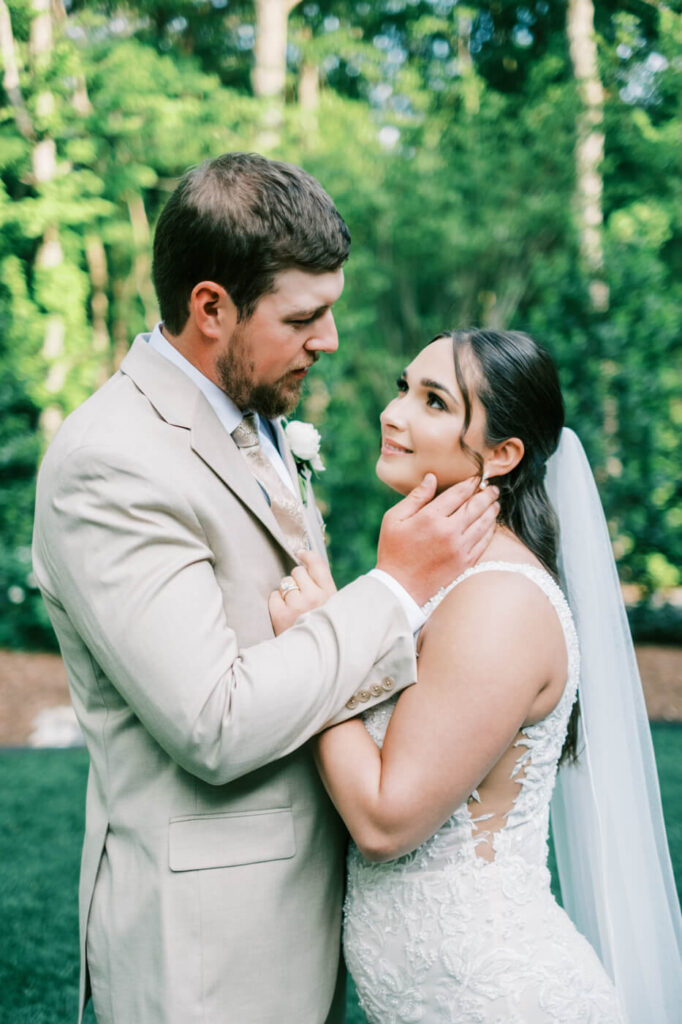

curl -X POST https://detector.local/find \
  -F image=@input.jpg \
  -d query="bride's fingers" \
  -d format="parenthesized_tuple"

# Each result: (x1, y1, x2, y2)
(270, 556, 334, 636)
(296, 549, 337, 594)
(268, 590, 293, 635)
(290, 564, 317, 596)
(270, 579, 310, 626)
(277, 566, 326, 616)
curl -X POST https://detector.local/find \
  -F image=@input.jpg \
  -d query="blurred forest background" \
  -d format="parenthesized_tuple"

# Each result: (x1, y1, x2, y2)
(0, 0, 680, 651)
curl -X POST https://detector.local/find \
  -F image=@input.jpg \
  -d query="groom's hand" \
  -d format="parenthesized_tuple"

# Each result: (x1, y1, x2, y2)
(376, 474, 499, 607)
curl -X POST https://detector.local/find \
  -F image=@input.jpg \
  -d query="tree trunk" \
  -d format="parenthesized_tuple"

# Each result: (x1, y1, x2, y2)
(567, 0, 609, 312)
(0, 0, 34, 140)
(252, 0, 302, 149)
(299, 62, 319, 111)
(127, 194, 159, 329)
(480, 272, 529, 330)
(30, 0, 66, 441)
(85, 236, 113, 384)
(112, 276, 134, 370)
(456, 11, 481, 116)
(30, 0, 52, 66)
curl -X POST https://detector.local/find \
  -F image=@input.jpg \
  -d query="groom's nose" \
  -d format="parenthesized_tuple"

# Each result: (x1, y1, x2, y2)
(306, 309, 338, 354)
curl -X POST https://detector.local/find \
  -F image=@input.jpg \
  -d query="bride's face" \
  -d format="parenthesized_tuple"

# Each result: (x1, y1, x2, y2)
(377, 338, 489, 496)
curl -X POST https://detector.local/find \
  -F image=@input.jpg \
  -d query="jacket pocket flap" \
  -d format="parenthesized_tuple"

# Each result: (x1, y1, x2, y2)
(169, 808, 296, 872)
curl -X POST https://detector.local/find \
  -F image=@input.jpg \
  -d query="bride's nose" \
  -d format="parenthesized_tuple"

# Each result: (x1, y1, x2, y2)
(380, 399, 404, 430)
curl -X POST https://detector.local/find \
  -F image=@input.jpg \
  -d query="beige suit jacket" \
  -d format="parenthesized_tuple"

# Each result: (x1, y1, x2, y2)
(32, 336, 417, 1024)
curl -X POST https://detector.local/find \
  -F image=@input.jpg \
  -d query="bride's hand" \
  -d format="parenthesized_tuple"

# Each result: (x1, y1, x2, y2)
(269, 550, 338, 635)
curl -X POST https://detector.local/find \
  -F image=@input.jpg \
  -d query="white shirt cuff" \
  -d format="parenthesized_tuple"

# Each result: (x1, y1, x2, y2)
(368, 569, 426, 634)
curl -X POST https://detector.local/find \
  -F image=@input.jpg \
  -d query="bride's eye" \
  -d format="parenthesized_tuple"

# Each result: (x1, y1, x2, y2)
(396, 376, 408, 394)
(427, 391, 447, 410)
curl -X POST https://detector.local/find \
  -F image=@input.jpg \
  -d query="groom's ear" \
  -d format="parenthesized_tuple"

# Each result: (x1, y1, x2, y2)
(485, 437, 524, 480)
(190, 281, 238, 341)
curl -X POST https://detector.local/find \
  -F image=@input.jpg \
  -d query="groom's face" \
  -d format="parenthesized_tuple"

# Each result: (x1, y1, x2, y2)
(216, 267, 344, 417)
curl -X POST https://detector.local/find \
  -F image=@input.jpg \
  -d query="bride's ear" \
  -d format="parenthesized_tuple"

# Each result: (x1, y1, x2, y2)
(484, 437, 524, 481)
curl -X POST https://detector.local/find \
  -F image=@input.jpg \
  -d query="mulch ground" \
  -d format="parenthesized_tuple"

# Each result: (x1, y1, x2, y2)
(0, 645, 680, 746)
(0, 651, 70, 746)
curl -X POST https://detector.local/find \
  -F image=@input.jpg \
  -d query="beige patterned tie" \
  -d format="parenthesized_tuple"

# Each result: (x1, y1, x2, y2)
(231, 413, 309, 553)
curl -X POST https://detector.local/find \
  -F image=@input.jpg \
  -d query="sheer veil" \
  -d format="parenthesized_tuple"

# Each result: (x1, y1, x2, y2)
(546, 428, 682, 1023)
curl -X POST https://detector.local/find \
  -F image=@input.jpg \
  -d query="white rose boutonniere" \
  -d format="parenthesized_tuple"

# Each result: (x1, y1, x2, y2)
(284, 420, 325, 503)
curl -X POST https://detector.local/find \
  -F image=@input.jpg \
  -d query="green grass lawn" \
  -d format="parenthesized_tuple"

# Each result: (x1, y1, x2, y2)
(1, 724, 680, 1024)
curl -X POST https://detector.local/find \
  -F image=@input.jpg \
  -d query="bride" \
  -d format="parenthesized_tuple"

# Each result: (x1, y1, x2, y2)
(270, 328, 682, 1023)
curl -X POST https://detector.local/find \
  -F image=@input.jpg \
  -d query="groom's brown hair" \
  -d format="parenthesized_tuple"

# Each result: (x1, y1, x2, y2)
(152, 152, 351, 334)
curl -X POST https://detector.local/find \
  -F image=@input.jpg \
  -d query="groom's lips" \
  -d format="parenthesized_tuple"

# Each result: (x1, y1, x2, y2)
(290, 362, 315, 379)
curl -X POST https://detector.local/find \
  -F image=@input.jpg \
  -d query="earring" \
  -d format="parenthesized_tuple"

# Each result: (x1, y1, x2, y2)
(479, 473, 489, 491)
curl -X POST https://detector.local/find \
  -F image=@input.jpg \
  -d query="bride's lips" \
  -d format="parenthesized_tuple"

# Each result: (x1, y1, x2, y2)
(381, 437, 413, 456)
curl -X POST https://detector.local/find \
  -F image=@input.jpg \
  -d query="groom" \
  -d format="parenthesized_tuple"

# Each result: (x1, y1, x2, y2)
(32, 153, 498, 1024)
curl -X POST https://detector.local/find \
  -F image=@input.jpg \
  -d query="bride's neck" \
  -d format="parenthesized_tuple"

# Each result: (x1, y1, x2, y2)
(478, 524, 540, 568)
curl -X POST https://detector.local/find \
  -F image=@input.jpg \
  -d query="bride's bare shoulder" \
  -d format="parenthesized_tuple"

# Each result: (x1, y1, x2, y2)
(419, 563, 563, 678)
(431, 565, 551, 624)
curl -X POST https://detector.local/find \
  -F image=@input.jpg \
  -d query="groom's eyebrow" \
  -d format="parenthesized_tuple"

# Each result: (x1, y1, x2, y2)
(284, 304, 329, 322)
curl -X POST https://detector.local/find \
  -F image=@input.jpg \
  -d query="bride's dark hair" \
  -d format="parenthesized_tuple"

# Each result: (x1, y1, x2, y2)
(437, 328, 578, 763)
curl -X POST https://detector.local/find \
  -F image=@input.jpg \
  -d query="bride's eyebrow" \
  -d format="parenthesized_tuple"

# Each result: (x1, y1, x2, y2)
(420, 377, 455, 401)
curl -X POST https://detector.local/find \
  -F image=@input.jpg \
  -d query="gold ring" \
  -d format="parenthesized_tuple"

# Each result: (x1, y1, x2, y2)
(279, 578, 300, 599)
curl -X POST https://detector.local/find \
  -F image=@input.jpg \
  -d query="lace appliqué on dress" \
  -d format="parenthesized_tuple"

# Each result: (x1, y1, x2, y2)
(344, 562, 625, 1024)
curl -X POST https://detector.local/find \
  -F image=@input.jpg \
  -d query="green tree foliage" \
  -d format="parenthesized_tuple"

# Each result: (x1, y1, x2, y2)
(0, 0, 679, 647)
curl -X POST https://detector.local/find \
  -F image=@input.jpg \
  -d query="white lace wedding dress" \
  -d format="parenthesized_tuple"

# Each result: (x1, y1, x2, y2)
(344, 562, 625, 1024)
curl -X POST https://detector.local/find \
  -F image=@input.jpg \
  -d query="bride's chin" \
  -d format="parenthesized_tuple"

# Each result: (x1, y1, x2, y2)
(375, 458, 418, 496)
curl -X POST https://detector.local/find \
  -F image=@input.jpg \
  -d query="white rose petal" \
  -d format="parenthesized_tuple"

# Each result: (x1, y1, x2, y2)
(285, 420, 322, 462)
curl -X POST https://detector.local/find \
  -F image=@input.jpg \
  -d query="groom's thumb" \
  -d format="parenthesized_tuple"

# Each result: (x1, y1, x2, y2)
(394, 473, 437, 520)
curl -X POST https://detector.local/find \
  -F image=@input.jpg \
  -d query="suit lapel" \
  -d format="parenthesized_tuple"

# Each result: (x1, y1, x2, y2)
(121, 336, 296, 563)
(190, 401, 296, 559)
(275, 419, 300, 492)
(304, 480, 329, 561)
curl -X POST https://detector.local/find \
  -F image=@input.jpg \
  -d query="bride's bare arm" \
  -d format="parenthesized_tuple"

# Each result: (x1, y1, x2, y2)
(314, 571, 564, 862)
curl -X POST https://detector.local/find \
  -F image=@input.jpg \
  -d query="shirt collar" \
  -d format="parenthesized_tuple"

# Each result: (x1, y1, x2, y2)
(147, 322, 244, 435)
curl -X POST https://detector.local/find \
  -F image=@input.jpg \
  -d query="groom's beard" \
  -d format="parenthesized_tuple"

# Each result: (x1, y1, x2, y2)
(216, 326, 312, 418)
